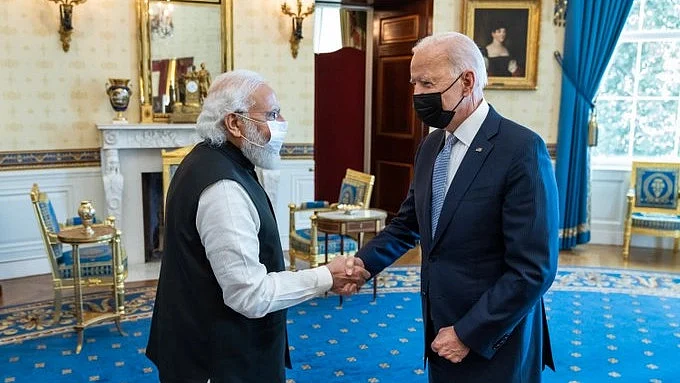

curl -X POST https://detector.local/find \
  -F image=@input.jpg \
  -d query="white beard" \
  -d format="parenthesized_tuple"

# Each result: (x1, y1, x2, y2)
(240, 120, 281, 169)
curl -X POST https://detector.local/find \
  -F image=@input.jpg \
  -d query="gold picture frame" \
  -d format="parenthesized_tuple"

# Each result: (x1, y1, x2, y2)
(137, 0, 233, 123)
(462, 0, 541, 90)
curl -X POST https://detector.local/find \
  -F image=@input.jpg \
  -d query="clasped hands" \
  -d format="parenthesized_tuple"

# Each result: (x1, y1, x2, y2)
(325, 255, 370, 295)
(431, 326, 470, 364)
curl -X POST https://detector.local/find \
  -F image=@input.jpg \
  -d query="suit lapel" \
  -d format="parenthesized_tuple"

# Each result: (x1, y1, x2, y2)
(431, 106, 501, 248)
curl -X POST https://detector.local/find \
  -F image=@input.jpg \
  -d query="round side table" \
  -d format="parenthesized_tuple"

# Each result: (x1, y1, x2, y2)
(315, 208, 388, 302)
(57, 225, 126, 354)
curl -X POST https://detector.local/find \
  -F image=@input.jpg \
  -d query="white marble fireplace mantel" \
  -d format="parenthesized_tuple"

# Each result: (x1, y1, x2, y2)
(96, 123, 284, 267)
(97, 123, 201, 266)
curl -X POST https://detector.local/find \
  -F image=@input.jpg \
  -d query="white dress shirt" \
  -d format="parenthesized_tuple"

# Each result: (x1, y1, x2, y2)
(196, 180, 333, 319)
(444, 99, 490, 192)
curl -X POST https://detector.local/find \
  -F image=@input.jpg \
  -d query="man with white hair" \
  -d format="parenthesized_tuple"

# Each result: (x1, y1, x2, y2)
(146, 69, 370, 382)
(350, 32, 559, 382)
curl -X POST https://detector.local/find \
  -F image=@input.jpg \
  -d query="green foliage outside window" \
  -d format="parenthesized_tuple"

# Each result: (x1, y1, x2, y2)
(592, 0, 680, 160)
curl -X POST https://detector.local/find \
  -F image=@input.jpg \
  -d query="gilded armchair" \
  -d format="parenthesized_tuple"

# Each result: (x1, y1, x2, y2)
(288, 169, 375, 270)
(30, 184, 127, 323)
(623, 161, 680, 260)
(162, 144, 196, 209)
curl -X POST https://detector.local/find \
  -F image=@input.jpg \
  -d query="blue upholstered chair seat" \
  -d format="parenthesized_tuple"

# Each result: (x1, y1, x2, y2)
(56, 245, 124, 279)
(290, 229, 358, 257)
(631, 212, 680, 231)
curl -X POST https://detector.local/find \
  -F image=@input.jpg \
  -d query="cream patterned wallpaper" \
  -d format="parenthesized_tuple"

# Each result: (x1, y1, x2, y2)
(0, 0, 560, 152)
(0, 0, 138, 151)
(433, 0, 564, 142)
(233, 0, 315, 143)
(0, 0, 315, 151)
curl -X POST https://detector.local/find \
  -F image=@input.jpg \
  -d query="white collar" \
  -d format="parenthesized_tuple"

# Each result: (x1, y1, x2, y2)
(446, 99, 489, 146)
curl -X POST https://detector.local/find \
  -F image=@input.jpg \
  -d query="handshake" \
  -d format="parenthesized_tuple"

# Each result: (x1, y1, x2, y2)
(325, 255, 371, 296)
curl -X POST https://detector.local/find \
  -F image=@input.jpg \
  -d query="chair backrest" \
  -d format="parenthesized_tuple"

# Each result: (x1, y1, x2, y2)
(161, 144, 195, 209)
(630, 161, 680, 215)
(29, 183, 63, 278)
(337, 169, 375, 207)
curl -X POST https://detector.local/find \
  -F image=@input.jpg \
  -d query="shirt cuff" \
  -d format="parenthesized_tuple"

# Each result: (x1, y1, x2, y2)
(315, 265, 333, 292)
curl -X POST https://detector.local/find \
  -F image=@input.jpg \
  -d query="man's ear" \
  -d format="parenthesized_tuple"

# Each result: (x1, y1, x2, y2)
(462, 71, 476, 96)
(224, 113, 242, 138)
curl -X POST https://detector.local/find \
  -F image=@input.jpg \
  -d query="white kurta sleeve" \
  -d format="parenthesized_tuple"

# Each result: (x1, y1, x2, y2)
(196, 179, 333, 319)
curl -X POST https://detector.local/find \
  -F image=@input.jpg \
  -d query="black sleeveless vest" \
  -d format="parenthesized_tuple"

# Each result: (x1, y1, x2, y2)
(146, 141, 290, 382)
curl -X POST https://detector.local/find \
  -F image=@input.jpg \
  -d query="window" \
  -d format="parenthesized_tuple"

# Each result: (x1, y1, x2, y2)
(314, 6, 342, 54)
(593, 0, 680, 163)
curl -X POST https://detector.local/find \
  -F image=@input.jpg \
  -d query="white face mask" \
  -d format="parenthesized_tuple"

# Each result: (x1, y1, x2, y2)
(236, 114, 287, 169)
(236, 114, 288, 155)
(264, 120, 288, 155)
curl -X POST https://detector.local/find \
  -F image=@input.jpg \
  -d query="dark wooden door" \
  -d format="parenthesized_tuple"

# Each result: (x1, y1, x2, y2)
(371, 0, 432, 218)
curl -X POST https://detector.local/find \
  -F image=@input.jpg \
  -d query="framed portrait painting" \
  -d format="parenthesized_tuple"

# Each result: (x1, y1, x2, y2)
(463, 0, 541, 90)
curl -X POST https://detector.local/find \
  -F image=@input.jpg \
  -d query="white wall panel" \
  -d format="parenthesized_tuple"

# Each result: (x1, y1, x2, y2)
(273, 160, 315, 251)
(590, 167, 676, 250)
(0, 168, 105, 279)
(590, 169, 629, 245)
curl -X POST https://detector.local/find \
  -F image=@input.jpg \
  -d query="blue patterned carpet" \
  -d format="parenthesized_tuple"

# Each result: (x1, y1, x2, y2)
(1, 267, 679, 382)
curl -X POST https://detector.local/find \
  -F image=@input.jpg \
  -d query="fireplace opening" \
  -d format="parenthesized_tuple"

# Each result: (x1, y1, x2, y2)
(141, 172, 164, 262)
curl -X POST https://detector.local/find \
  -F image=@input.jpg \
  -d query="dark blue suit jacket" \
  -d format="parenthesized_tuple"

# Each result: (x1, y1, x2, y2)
(357, 106, 559, 382)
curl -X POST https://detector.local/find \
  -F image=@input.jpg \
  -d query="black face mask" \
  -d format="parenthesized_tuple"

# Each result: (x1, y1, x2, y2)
(413, 72, 466, 129)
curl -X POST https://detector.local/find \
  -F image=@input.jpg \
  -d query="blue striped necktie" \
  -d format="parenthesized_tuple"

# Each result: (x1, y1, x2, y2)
(431, 134, 456, 237)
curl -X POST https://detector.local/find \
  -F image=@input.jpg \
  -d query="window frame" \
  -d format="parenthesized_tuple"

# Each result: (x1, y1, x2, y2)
(591, 1, 680, 170)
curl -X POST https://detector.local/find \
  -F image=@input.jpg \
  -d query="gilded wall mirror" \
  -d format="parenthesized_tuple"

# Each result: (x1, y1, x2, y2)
(137, 0, 233, 123)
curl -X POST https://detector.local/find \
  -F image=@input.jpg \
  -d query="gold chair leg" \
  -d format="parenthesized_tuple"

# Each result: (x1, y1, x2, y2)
(622, 222, 633, 261)
(115, 318, 128, 337)
(674, 238, 679, 253)
(75, 329, 84, 354)
(52, 288, 62, 325)
(112, 234, 126, 336)
(289, 252, 297, 271)
(310, 213, 319, 269)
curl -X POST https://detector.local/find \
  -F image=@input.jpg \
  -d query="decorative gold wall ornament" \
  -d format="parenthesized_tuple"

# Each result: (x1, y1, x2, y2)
(281, 1, 315, 59)
(553, 0, 567, 27)
(46, 0, 88, 52)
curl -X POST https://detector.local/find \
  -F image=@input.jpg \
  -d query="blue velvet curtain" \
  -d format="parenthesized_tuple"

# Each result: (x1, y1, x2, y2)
(555, 0, 634, 249)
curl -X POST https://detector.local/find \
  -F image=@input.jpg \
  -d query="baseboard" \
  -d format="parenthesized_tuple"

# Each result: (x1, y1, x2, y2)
(0, 257, 50, 280)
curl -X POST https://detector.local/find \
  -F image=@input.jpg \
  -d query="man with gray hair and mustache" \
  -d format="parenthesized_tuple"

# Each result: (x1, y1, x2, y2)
(146, 69, 370, 383)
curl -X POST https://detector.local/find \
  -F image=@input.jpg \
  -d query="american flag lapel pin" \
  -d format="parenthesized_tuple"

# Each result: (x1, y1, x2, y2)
(475, 147, 483, 152)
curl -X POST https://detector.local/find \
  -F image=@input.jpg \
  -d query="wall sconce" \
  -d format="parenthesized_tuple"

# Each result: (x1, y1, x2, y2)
(553, 0, 568, 27)
(281, 1, 315, 59)
(46, 0, 87, 52)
